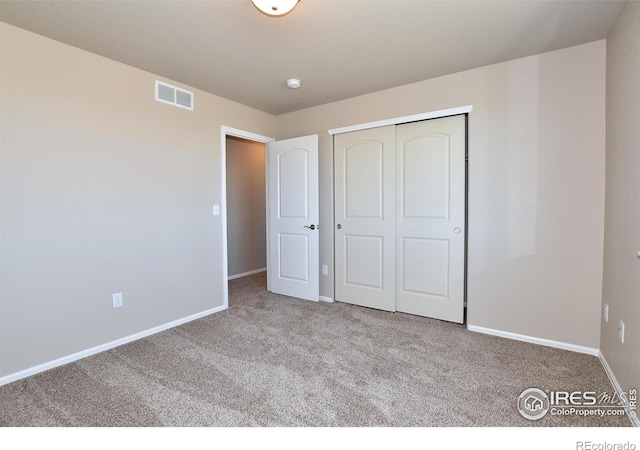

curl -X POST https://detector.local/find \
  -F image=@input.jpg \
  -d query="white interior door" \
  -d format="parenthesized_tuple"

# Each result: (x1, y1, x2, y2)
(395, 115, 465, 323)
(267, 135, 319, 302)
(334, 126, 396, 311)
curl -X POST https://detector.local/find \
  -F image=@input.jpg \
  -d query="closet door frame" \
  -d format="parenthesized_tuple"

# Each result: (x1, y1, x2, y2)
(329, 105, 472, 322)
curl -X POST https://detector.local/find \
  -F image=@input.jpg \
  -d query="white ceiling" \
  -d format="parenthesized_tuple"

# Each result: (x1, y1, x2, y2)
(0, 0, 626, 115)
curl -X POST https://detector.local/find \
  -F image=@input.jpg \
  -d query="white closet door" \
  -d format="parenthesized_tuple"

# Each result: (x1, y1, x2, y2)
(334, 126, 396, 311)
(395, 115, 466, 323)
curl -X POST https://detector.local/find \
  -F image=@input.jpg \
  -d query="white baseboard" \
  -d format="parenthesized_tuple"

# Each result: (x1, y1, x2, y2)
(467, 325, 600, 356)
(228, 267, 267, 280)
(0, 304, 227, 387)
(319, 296, 333, 303)
(598, 352, 640, 427)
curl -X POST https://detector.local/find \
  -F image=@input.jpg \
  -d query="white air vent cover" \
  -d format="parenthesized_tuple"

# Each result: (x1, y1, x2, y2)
(155, 80, 193, 111)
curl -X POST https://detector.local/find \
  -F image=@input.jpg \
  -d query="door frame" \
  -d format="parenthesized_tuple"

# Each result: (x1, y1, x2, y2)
(328, 106, 473, 135)
(220, 126, 275, 309)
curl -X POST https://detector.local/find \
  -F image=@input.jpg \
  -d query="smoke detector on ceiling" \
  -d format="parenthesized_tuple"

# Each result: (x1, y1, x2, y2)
(286, 78, 301, 89)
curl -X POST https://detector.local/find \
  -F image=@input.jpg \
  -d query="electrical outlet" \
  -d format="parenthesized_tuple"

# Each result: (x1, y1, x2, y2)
(619, 320, 625, 344)
(322, 265, 328, 275)
(213, 204, 220, 216)
(113, 292, 123, 309)
(604, 303, 609, 322)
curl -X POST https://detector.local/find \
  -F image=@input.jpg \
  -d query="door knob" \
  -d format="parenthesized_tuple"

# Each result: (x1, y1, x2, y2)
(304, 224, 316, 230)
(454, 227, 461, 234)
(336, 224, 342, 229)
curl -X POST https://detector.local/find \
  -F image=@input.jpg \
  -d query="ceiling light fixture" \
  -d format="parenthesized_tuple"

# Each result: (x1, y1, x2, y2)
(251, 0, 299, 17)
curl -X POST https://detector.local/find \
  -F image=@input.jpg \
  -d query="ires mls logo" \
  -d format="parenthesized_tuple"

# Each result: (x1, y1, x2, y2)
(517, 388, 636, 420)
(518, 388, 550, 420)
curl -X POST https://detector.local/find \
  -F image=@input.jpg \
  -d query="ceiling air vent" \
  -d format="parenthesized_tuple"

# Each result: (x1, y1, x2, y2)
(155, 80, 193, 111)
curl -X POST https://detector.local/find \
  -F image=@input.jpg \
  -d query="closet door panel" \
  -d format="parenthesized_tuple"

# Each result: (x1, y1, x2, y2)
(396, 115, 465, 323)
(334, 126, 396, 312)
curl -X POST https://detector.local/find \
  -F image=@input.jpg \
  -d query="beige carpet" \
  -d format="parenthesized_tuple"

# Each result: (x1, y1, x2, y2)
(0, 273, 630, 426)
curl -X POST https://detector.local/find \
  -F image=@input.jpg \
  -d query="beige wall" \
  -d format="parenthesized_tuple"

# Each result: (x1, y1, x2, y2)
(0, 23, 275, 377)
(277, 40, 606, 349)
(602, 1, 640, 397)
(225, 137, 266, 277)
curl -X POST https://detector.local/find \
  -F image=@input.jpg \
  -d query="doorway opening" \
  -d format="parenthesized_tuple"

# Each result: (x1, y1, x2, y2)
(220, 126, 274, 308)
(226, 136, 267, 280)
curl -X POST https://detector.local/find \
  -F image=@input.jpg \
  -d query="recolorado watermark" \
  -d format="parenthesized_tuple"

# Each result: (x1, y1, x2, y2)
(517, 387, 637, 421)
(576, 443, 636, 450)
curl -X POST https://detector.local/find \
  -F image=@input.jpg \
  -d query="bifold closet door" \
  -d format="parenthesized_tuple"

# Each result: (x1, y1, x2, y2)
(395, 115, 465, 323)
(334, 126, 396, 311)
